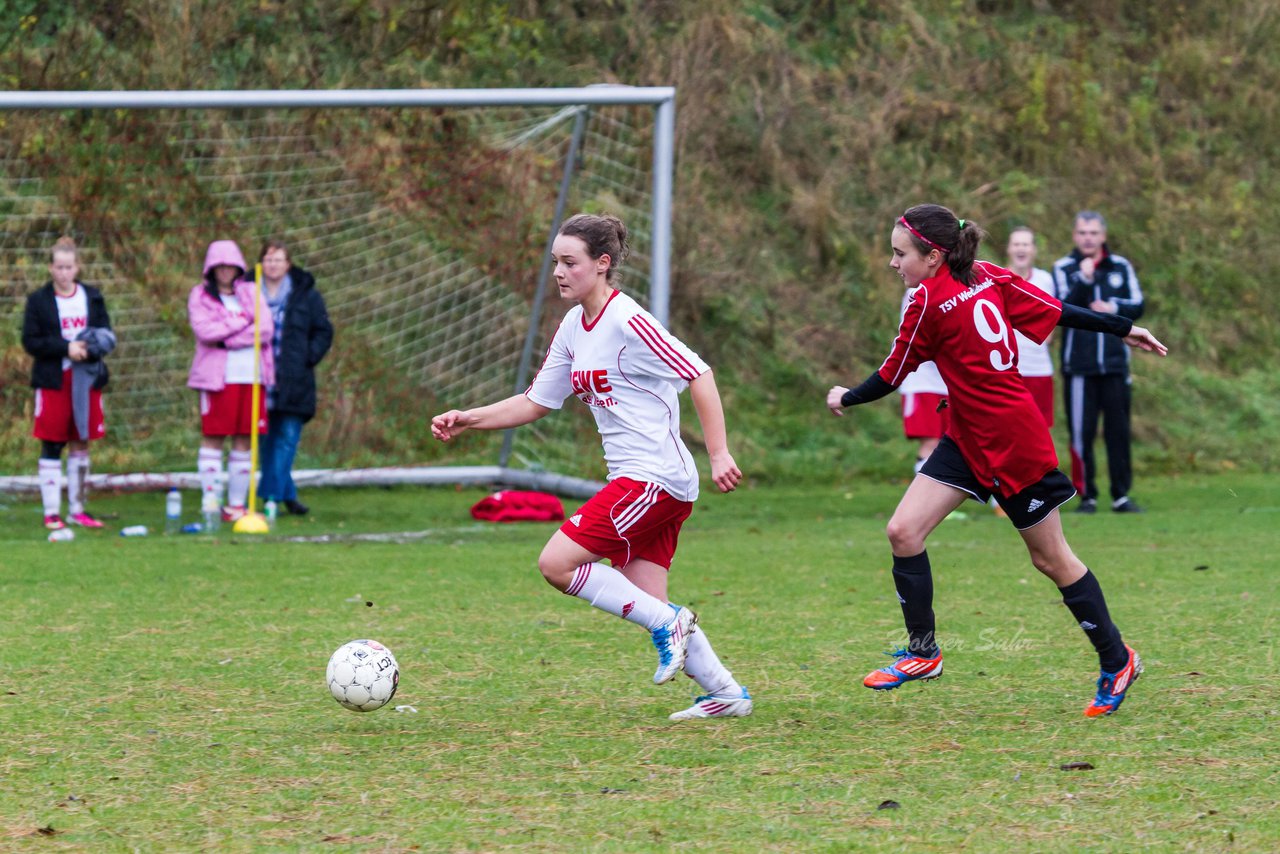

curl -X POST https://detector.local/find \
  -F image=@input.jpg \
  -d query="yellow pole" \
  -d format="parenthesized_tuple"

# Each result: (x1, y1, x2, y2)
(233, 263, 269, 534)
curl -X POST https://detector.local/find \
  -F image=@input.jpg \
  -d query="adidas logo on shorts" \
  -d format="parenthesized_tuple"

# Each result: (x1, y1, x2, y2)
(1027, 498, 1045, 513)
(569, 514, 583, 527)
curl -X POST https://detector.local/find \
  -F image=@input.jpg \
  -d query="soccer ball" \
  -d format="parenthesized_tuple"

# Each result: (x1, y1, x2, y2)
(326, 639, 400, 712)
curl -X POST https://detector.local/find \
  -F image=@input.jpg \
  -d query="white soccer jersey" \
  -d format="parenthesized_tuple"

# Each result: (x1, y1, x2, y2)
(1015, 268, 1056, 378)
(525, 290, 710, 502)
(896, 288, 948, 396)
(55, 284, 89, 370)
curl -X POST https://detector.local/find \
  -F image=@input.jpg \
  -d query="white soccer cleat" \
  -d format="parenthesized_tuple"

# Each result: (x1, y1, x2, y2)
(669, 688, 754, 721)
(650, 606, 697, 684)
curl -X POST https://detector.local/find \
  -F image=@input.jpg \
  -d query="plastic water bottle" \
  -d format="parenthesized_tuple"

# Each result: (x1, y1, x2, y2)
(202, 491, 221, 534)
(48, 528, 76, 543)
(165, 488, 183, 535)
(120, 525, 149, 537)
(264, 500, 278, 530)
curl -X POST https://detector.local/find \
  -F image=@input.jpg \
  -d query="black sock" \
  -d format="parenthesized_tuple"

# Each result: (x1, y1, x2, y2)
(892, 551, 939, 658)
(1059, 569, 1127, 671)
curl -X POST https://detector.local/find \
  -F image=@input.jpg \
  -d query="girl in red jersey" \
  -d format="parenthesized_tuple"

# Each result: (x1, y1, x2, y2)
(826, 204, 1167, 717)
(432, 213, 752, 722)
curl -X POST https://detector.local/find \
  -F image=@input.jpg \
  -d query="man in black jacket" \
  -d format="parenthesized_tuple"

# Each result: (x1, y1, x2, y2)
(256, 241, 334, 516)
(1052, 212, 1145, 514)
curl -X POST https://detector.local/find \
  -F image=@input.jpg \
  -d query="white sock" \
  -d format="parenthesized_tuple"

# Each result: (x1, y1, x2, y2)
(67, 450, 90, 515)
(683, 624, 743, 697)
(38, 458, 63, 517)
(227, 450, 252, 508)
(198, 447, 224, 509)
(565, 562, 674, 631)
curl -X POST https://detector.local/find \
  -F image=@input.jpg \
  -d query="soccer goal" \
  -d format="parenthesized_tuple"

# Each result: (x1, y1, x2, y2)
(0, 87, 676, 498)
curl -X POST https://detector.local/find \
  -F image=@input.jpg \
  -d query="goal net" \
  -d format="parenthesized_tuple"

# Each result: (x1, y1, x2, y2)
(0, 88, 675, 497)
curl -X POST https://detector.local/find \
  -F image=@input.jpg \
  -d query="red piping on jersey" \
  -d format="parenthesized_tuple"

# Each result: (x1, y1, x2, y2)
(54, 284, 81, 300)
(581, 288, 622, 332)
(627, 314, 701, 380)
(614, 347, 697, 485)
(523, 338, 571, 397)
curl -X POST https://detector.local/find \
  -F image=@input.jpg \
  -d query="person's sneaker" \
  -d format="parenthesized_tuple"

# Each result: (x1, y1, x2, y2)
(1084, 645, 1143, 717)
(283, 498, 309, 516)
(68, 512, 104, 529)
(669, 688, 753, 721)
(863, 648, 944, 690)
(221, 505, 246, 523)
(44, 514, 66, 530)
(651, 607, 697, 684)
(1111, 497, 1144, 514)
(1076, 498, 1098, 514)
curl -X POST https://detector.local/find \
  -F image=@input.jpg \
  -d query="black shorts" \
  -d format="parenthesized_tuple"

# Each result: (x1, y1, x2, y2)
(919, 436, 1077, 530)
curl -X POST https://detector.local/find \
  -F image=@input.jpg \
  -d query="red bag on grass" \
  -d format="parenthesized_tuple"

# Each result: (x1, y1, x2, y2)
(469, 490, 566, 523)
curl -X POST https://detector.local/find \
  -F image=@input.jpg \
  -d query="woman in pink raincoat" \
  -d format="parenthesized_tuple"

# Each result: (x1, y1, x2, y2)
(187, 240, 275, 522)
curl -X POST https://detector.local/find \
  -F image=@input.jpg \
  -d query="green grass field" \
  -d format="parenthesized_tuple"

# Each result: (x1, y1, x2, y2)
(1, 474, 1275, 851)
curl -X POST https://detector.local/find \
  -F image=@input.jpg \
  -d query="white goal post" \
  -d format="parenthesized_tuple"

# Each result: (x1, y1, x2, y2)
(0, 86, 676, 498)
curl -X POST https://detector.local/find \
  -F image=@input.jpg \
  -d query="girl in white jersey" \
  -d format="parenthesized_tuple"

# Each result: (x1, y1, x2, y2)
(21, 237, 115, 530)
(432, 213, 752, 722)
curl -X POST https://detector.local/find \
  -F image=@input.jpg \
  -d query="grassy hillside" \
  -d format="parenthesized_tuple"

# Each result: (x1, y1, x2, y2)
(3, 1, 1277, 480)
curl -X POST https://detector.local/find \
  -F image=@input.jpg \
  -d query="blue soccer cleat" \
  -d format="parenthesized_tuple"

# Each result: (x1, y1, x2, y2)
(651, 606, 697, 684)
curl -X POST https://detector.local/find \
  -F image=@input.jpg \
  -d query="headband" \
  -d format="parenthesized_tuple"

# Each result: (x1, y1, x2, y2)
(898, 216, 950, 254)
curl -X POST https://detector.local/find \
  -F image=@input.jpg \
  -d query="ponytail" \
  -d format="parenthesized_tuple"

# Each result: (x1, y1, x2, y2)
(899, 204, 988, 285)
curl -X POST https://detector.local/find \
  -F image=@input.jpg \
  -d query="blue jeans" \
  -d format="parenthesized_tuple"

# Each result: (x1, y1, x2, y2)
(258, 413, 304, 502)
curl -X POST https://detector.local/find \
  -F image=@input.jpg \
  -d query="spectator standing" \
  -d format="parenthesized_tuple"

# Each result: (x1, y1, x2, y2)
(22, 237, 115, 530)
(187, 240, 274, 522)
(255, 240, 333, 516)
(1052, 212, 1145, 514)
(1007, 227, 1057, 427)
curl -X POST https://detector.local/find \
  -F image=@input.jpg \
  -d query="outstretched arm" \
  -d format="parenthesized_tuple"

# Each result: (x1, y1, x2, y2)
(431, 394, 551, 442)
(1124, 326, 1168, 356)
(689, 371, 742, 493)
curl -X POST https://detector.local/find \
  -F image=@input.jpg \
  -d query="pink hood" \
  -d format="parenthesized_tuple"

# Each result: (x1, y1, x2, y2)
(203, 240, 249, 278)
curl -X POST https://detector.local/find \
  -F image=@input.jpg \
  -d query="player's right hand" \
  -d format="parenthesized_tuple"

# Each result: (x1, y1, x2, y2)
(67, 340, 89, 362)
(826, 386, 849, 416)
(430, 410, 473, 441)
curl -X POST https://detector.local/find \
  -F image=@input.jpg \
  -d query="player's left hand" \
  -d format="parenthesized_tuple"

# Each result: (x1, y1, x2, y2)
(709, 450, 742, 493)
(1124, 326, 1168, 356)
(826, 386, 849, 416)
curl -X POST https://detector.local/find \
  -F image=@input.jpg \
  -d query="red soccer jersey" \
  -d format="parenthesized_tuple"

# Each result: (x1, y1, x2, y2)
(877, 261, 1063, 495)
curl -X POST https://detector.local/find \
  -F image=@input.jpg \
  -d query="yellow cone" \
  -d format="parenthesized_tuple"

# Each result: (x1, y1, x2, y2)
(233, 512, 270, 534)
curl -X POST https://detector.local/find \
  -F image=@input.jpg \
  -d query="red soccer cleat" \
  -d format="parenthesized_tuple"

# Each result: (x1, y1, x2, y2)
(1084, 645, 1143, 717)
(863, 648, 944, 690)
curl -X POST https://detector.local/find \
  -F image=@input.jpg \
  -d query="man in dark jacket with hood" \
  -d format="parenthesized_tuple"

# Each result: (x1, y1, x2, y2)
(1052, 211, 1145, 514)
(256, 241, 333, 516)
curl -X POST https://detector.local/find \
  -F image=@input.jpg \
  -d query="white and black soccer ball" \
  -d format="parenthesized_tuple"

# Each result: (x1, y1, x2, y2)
(326, 639, 400, 712)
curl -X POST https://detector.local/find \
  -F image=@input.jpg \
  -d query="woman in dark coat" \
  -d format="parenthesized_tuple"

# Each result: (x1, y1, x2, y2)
(256, 240, 334, 515)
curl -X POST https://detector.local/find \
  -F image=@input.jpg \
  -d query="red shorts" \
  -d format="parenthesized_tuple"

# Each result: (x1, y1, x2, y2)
(200, 384, 267, 437)
(33, 370, 105, 442)
(560, 477, 693, 570)
(901, 392, 949, 440)
(1022, 375, 1055, 427)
